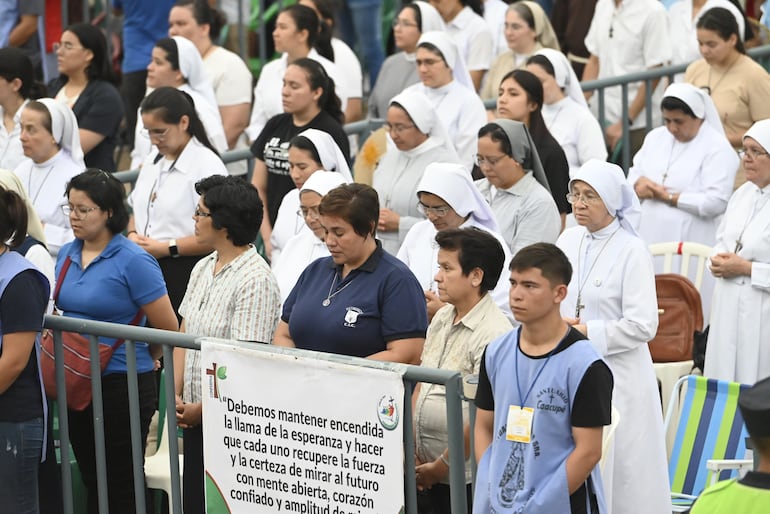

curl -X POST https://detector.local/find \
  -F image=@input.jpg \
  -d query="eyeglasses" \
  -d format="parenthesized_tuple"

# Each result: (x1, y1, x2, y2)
(53, 41, 84, 52)
(566, 192, 602, 205)
(474, 154, 508, 168)
(392, 18, 417, 29)
(140, 127, 171, 141)
(193, 206, 212, 218)
(416, 58, 443, 67)
(417, 201, 451, 217)
(61, 205, 100, 219)
(296, 206, 320, 219)
(738, 147, 769, 160)
(383, 122, 416, 134)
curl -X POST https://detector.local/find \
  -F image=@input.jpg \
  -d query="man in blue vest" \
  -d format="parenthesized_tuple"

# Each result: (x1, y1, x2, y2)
(473, 242, 613, 513)
(689, 376, 770, 513)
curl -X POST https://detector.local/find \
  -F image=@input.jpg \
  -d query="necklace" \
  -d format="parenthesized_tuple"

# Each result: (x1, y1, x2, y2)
(322, 271, 355, 307)
(28, 164, 56, 204)
(575, 228, 620, 318)
(734, 190, 770, 253)
(706, 55, 740, 96)
(662, 139, 687, 185)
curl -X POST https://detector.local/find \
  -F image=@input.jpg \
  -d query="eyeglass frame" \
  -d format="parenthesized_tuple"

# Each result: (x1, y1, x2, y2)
(141, 127, 171, 141)
(566, 192, 602, 205)
(738, 147, 769, 160)
(416, 201, 451, 217)
(193, 206, 213, 218)
(296, 206, 320, 219)
(383, 122, 416, 135)
(474, 153, 509, 168)
(61, 204, 100, 219)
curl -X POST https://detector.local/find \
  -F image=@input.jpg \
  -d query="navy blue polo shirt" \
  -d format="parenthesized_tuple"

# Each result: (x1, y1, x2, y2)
(282, 242, 428, 358)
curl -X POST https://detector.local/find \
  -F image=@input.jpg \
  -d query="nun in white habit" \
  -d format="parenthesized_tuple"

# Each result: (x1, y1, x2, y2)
(131, 36, 227, 169)
(270, 128, 352, 264)
(397, 162, 513, 322)
(373, 89, 460, 255)
(404, 31, 486, 171)
(474, 119, 561, 256)
(272, 172, 347, 305)
(13, 98, 84, 255)
(705, 119, 770, 384)
(556, 160, 670, 514)
(526, 49, 607, 178)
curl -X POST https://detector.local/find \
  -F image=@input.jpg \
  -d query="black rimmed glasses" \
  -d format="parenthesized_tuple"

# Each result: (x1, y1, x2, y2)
(193, 207, 212, 218)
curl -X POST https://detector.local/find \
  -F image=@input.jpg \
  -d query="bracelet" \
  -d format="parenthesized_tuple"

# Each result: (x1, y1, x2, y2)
(439, 453, 449, 467)
(668, 193, 675, 206)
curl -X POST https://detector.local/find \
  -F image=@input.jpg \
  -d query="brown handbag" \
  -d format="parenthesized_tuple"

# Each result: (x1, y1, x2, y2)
(648, 273, 703, 363)
(39, 256, 142, 411)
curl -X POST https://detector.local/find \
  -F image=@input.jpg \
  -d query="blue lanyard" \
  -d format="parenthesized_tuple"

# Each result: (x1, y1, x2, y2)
(515, 329, 566, 407)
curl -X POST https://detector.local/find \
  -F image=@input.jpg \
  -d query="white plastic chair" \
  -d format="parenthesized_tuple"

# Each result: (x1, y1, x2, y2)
(144, 414, 183, 513)
(649, 241, 712, 416)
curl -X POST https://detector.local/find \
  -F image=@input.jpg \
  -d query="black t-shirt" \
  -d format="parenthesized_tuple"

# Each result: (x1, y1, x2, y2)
(0, 270, 47, 422)
(475, 326, 613, 514)
(250, 111, 350, 225)
(534, 132, 572, 215)
(50, 79, 125, 172)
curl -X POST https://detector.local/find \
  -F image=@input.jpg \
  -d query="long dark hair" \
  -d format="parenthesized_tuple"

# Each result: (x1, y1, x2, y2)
(64, 23, 116, 83)
(173, 0, 227, 41)
(291, 58, 344, 123)
(500, 69, 550, 145)
(302, 0, 336, 61)
(462, 0, 484, 16)
(697, 7, 746, 54)
(282, 4, 320, 51)
(140, 87, 219, 156)
(0, 48, 46, 99)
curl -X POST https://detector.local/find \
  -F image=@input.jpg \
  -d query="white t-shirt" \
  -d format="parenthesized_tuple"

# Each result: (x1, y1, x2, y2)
(542, 97, 608, 178)
(483, 0, 509, 58)
(0, 101, 27, 171)
(331, 38, 363, 98)
(584, 0, 671, 127)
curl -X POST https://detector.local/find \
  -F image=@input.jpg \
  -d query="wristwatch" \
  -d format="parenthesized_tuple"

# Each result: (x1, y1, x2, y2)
(168, 239, 180, 258)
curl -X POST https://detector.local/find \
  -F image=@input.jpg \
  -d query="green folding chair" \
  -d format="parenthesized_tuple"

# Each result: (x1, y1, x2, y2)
(663, 375, 751, 512)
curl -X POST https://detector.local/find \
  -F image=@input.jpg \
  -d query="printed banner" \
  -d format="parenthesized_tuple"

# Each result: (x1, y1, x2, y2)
(201, 339, 406, 514)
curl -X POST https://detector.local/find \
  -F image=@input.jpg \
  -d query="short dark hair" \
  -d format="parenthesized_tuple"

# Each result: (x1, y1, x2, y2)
(66, 169, 129, 234)
(0, 186, 28, 248)
(0, 48, 45, 99)
(319, 183, 379, 238)
(64, 23, 115, 83)
(661, 96, 697, 118)
(435, 227, 505, 293)
(195, 176, 263, 246)
(697, 7, 746, 54)
(509, 243, 572, 287)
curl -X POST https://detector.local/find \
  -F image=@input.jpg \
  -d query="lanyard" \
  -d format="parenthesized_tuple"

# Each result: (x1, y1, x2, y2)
(515, 329, 565, 406)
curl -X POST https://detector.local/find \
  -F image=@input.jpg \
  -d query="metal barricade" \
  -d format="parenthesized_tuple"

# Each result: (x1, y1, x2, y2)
(43, 314, 471, 514)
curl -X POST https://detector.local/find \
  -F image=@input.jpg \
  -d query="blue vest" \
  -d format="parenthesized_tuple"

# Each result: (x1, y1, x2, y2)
(0, 251, 51, 461)
(474, 331, 608, 513)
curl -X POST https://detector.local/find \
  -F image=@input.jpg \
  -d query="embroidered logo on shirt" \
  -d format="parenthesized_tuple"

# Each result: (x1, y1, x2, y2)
(343, 306, 363, 327)
(535, 387, 569, 414)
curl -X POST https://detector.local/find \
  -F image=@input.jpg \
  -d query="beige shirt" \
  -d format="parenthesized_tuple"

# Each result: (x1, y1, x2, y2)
(413, 293, 512, 483)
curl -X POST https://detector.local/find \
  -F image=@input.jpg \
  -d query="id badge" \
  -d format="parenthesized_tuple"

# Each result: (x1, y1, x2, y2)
(506, 405, 534, 443)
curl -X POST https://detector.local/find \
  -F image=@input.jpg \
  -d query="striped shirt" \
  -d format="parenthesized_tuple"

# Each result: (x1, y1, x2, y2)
(179, 247, 281, 403)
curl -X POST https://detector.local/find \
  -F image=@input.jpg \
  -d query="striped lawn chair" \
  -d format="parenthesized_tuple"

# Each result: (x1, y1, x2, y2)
(663, 375, 750, 512)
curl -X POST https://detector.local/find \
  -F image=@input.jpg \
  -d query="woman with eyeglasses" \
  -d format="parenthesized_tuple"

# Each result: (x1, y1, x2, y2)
(270, 128, 352, 264)
(628, 83, 738, 317)
(404, 31, 486, 171)
(250, 58, 349, 260)
(480, 1, 560, 102)
(0, 186, 49, 514)
(49, 23, 125, 172)
(474, 119, 560, 256)
(0, 48, 46, 171)
(685, 7, 770, 187)
(397, 162, 513, 321)
(127, 87, 227, 316)
(556, 159, 670, 514)
(272, 171, 348, 304)
(372, 89, 459, 255)
(274, 183, 427, 363)
(57, 169, 178, 514)
(175, 175, 281, 513)
(130, 35, 227, 169)
(13, 98, 85, 256)
(705, 119, 770, 384)
(367, 1, 444, 119)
